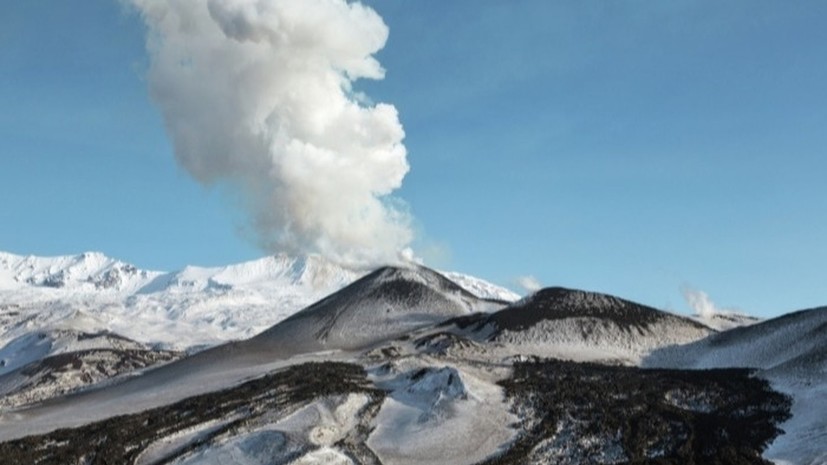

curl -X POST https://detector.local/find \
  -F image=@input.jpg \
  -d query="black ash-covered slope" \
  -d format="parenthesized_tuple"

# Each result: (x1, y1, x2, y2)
(644, 306, 827, 465)
(445, 287, 713, 362)
(482, 360, 791, 465)
(249, 264, 506, 352)
(0, 346, 179, 409)
(0, 329, 180, 409)
(487, 287, 710, 333)
(1, 359, 793, 465)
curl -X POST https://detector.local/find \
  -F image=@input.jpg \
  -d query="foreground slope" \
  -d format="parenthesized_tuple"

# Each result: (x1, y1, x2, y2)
(0, 359, 792, 465)
(646, 306, 827, 465)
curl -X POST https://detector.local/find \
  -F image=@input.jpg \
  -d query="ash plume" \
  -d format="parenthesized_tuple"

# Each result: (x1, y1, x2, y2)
(131, 0, 413, 267)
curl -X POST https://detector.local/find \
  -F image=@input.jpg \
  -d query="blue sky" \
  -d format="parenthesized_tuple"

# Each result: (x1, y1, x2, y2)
(2, 1, 826, 317)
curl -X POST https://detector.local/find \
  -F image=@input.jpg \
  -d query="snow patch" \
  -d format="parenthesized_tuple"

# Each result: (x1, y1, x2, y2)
(368, 364, 515, 465)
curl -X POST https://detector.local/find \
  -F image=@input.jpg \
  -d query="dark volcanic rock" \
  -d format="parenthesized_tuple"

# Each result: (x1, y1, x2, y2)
(481, 360, 792, 465)
(250, 265, 504, 352)
(0, 362, 383, 465)
(0, 348, 180, 408)
(436, 287, 713, 362)
(488, 287, 709, 334)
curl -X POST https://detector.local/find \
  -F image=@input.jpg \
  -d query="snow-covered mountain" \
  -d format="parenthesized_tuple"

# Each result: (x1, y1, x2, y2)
(0, 251, 161, 293)
(0, 251, 355, 295)
(0, 250, 823, 465)
(0, 252, 516, 350)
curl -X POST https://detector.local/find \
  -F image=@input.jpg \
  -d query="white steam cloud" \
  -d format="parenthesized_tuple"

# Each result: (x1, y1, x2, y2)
(682, 287, 720, 319)
(681, 286, 742, 319)
(131, 0, 413, 267)
(515, 275, 543, 294)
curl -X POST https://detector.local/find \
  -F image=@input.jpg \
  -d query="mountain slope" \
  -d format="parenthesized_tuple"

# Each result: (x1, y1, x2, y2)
(449, 287, 713, 364)
(645, 306, 827, 465)
(645, 306, 827, 375)
(250, 265, 507, 353)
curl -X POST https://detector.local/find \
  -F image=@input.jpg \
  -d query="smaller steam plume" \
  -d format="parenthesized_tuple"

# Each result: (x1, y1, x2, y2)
(682, 287, 720, 319)
(681, 286, 743, 319)
(131, 0, 413, 267)
(516, 275, 543, 294)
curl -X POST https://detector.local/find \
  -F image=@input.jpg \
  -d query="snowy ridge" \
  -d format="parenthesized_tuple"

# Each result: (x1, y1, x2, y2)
(0, 252, 364, 352)
(0, 343, 179, 409)
(0, 251, 360, 296)
(142, 254, 361, 294)
(0, 251, 161, 294)
(442, 271, 520, 302)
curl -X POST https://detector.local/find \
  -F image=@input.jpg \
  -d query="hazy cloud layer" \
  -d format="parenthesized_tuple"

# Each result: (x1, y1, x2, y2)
(131, 0, 412, 267)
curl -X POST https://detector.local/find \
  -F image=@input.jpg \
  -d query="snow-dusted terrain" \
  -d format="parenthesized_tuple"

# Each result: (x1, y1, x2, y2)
(0, 251, 516, 352)
(0, 251, 824, 464)
(0, 251, 364, 352)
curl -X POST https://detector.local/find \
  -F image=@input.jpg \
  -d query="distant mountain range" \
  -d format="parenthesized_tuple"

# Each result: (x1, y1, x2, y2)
(0, 251, 823, 464)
